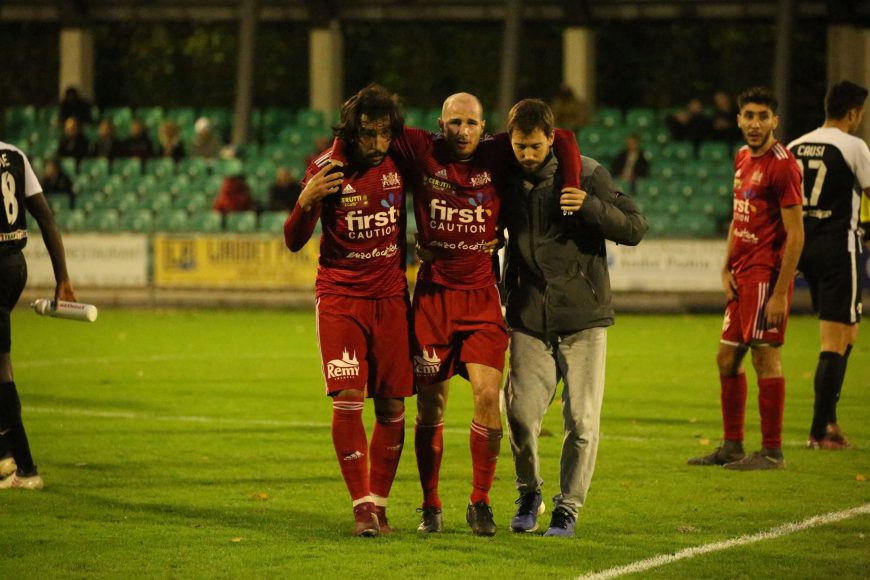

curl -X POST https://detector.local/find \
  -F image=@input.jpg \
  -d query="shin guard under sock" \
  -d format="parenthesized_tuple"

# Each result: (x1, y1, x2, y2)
(758, 377, 785, 449)
(812, 351, 846, 439)
(720, 373, 747, 442)
(369, 407, 405, 501)
(415, 420, 443, 509)
(469, 421, 502, 505)
(331, 397, 369, 502)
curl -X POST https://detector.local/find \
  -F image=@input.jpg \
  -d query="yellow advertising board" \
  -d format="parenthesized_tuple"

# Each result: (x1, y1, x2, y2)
(153, 234, 320, 289)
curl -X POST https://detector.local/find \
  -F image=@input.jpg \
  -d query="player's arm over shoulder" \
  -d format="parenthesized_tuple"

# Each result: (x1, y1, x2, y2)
(577, 158, 647, 246)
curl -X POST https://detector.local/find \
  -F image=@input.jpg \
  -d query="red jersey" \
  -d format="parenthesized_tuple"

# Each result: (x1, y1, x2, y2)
(391, 127, 581, 290)
(728, 142, 803, 283)
(284, 143, 408, 298)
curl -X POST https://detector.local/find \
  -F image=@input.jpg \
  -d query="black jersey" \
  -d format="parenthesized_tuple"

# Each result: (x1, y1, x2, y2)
(0, 142, 41, 256)
(788, 127, 870, 250)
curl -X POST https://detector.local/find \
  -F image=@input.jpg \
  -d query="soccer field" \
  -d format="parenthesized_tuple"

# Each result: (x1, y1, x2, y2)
(3, 309, 868, 579)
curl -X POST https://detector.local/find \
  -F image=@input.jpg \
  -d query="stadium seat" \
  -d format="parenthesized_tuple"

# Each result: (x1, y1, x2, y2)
(60, 157, 78, 176)
(120, 209, 154, 232)
(48, 195, 71, 214)
(296, 108, 326, 129)
(699, 142, 731, 162)
(80, 158, 110, 179)
(112, 192, 141, 213)
(153, 209, 190, 232)
(55, 209, 87, 232)
(178, 158, 210, 179)
(214, 158, 244, 177)
(104, 107, 133, 128)
(148, 192, 173, 213)
(189, 211, 223, 233)
(145, 158, 176, 178)
(258, 211, 287, 234)
(171, 193, 211, 213)
(636, 178, 666, 199)
(76, 192, 107, 213)
(625, 108, 656, 129)
(83, 209, 120, 232)
(662, 142, 694, 161)
(225, 211, 257, 233)
(113, 158, 142, 178)
(651, 159, 681, 179)
(593, 108, 622, 128)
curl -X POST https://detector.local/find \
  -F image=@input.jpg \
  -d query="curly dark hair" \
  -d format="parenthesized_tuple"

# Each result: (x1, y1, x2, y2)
(333, 84, 404, 143)
(737, 86, 778, 113)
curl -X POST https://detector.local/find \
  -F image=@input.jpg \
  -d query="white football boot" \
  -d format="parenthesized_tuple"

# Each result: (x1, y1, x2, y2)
(0, 472, 44, 490)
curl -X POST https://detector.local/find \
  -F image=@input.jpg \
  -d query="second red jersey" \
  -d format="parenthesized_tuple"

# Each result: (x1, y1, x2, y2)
(284, 144, 408, 298)
(728, 142, 803, 283)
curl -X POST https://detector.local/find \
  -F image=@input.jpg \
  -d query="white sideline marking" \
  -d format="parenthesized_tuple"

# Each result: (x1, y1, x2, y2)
(15, 352, 305, 368)
(577, 503, 870, 580)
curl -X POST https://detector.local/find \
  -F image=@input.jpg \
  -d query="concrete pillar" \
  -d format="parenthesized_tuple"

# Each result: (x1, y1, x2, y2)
(59, 28, 95, 101)
(309, 21, 343, 115)
(773, 0, 794, 139)
(563, 27, 595, 111)
(232, 0, 259, 147)
(827, 25, 870, 142)
(496, 0, 521, 130)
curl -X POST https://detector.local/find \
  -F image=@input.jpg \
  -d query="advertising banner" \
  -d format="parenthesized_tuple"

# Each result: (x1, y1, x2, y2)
(22, 233, 148, 287)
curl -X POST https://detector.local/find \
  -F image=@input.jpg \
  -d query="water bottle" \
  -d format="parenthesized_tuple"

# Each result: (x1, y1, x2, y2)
(31, 299, 98, 322)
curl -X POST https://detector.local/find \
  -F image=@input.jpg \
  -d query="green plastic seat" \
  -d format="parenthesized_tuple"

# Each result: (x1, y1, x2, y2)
(80, 158, 111, 179)
(258, 211, 287, 234)
(225, 211, 257, 233)
(147, 192, 173, 213)
(153, 209, 190, 232)
(189, 211, 223, 233)
(593, 108, 623, 129)
(172, 193, 211, 213)
(178, 158, 210, 179)
(214, 158, 244, 177)
(76, 192, 107, 213)
(662, 142, 694, 161)
(296, 108, 326, 130)
(84, 209, 120, 232)
(120, 209, 154, 232)
(110, 192, 140, 213)
(699, 142, 731, 162)
(625, 108, 657, 130)
(55, 209, 87, 232)
(113, 158, 142, 178)
(651, 159, 681, 180)
(146, 158, 176, 178)
(47, 195, 71, 214)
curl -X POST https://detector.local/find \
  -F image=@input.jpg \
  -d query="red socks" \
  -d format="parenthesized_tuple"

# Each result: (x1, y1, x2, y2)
(469, 421, 502, 505)
(758, 377, 785, 449)
(720, 373, 747, 442)
(370, 407, 405, 502)
(415, 420, 444, 509)
(332, 398, 369, 503)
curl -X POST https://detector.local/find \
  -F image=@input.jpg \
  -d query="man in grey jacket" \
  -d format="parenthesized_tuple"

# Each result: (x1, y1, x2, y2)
(502, 99, 647, 537)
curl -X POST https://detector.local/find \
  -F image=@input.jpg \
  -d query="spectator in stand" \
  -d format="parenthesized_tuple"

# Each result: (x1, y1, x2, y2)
(611, 133, 650, 189)
(213, 173, 255, 214)
(40, 159, 74, 207)
(190, 117, 223, 159)
(158, 120, 186, 163)
(550, 83, 591, 131)
(267, 167, 302, 212)
(124, 119, 154, 160)
(711, 91, 743, 145)
(667, 98, 712, 152)
(90, 119, 123, 161)
(58, 86, 93, 126)
(56, 117, 89, 163)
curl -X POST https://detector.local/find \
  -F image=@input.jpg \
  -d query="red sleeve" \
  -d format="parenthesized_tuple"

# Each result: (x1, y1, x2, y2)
(284, 202, 321, 251)
(774, 157, 803, 208)
(552, 128, 581, 190)
(390, 126, 432, 167)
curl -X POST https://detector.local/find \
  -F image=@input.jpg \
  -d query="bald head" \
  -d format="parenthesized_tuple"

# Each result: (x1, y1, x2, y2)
(439, 93, 485, 160)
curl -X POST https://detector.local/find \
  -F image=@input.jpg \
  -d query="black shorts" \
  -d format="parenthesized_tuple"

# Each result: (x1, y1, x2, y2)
(0, 251, 28, 353)
(799, 235, 863, 324)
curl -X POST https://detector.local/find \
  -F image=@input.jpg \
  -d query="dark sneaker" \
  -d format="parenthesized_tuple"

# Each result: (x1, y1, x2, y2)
(374, 505, 392, 535)
(353, 502, 380, 537)
(723, 448, 785, 471)
(510, 492, 545, 533)
(543, 507, 576, 537)
(826, 423, 851, 446)
(466, 501, 496, 536)
(687, 440, 745, 466)
(416, 505, 443, 533)
(807, 435, 850, 451)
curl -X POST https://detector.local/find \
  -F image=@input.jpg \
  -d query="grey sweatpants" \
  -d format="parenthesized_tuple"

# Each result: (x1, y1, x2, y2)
(504, 326, 607, 517)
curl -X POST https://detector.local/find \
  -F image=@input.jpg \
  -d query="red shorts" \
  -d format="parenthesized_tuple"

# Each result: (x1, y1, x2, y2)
(412, 282, 509, 385)
(316, 294, 414, 398)
(720, 277, 793, 347)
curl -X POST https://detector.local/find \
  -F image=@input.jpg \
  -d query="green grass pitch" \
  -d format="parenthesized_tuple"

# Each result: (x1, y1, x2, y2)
(3, 309, 868, 578)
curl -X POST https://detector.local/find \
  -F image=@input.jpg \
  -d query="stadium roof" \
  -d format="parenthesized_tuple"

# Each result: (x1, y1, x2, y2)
(2, 0, 863, 23)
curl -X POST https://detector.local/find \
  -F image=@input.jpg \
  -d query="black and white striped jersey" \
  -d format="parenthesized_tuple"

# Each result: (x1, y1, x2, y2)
(788, 127, 870, 250)
(0, 141, 42, 254)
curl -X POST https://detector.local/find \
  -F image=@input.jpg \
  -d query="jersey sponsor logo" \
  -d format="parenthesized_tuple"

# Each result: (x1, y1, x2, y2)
(428, 198, 490, 234)
(381, 171, 401, 190)
(346, 242, 399, 260)
(733, 192, 757, 224)
(344, 193, 401, 239)
(467, 191, 492, 207)
(469, 171, 492, 187)
(805, 209, 833, 219)
(732, 227, 759, 244)
(751, 170, 764, 185)
(424, 174, 455, 193)
(795, 144, 825, 158)
(327, 348, 360, 380)
(340, 193, 368, 208)
(414, 347, 441, 376)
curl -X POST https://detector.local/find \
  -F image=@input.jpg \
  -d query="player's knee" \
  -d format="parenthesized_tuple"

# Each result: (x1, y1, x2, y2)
(751, 347, 782, 378)
(374, 396, 404, 419)
(716, 348, 741, 376)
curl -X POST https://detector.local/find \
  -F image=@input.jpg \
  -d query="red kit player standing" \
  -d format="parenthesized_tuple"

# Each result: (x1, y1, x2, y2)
(285, 85, 412, 536)
(390, 93, 581, 534)
(688, 86, 804, 471)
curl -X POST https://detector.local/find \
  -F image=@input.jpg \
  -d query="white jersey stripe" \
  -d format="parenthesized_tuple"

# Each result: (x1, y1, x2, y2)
(849, 242, 858, 324)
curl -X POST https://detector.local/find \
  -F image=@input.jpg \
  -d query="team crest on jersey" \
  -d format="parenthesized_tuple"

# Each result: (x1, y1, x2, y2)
(327, 348, 360, 379)
(414, 348, 441, 376)
(470, 171, 492, 187)
(381, 172, 401, 190)
(751, 170, 764, 185)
